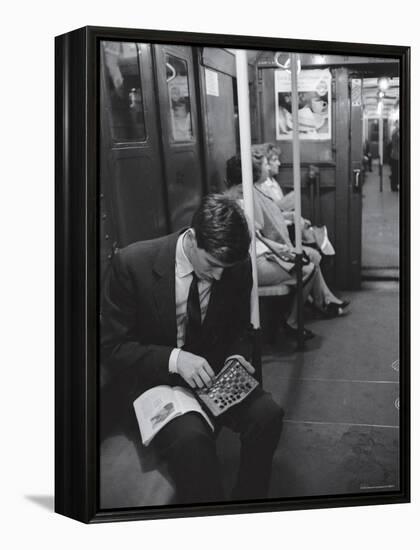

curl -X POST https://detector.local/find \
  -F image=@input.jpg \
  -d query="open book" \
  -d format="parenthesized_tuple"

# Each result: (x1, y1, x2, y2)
(133, 386, 214, 447)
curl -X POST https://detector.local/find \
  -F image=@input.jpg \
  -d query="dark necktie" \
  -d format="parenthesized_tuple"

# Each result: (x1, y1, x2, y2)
(184, 272, 202, 349)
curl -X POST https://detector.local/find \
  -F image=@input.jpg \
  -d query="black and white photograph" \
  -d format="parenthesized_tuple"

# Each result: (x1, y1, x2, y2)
(85, 31, 409, 516)
(5, 0, 418, 546)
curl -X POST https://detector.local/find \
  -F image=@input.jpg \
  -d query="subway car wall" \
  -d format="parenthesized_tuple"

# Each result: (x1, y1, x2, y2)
(99, 43, 399, 290)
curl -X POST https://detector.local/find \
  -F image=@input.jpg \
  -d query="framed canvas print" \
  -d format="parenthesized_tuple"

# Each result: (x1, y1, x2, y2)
(55, 26, 410, 523)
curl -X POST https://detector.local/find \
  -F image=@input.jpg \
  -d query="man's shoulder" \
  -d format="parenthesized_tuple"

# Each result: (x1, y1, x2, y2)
(119, 232, 177, 256)
(119, 235, 164, 254)
(115, 232, 180, 269)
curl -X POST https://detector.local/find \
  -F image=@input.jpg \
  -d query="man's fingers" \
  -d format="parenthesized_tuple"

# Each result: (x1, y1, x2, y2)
(176, 352, 215, 389)
(193, 375, 204, 389)
(243, 361, 255, 374)
(202, 361, 215, 379)
(199, 369, 213, 388)
(186, 377, 196, 389)
(240, 359, 255, 374)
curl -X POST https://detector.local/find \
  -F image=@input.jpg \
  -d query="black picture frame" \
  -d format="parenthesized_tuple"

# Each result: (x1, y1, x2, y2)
(55, 25, 410, 523)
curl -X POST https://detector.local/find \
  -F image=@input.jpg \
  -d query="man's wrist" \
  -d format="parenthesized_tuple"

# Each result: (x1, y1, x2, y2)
(169, 348, 182, 373)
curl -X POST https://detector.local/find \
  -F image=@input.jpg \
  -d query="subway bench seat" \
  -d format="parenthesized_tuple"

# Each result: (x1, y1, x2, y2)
(258, 284, 290, 297)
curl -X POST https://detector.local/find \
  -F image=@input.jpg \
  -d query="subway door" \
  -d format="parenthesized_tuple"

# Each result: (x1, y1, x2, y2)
(199, 48, 238, 193)
(100, 41, 169, 249)
(348, 78, 363, 289)
(154, 45, 205, 230)
(334, 68, 362, 289)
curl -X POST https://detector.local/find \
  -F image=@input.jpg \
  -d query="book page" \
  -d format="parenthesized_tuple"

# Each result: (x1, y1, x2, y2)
(133, 386, 179, 446)
(133, 386, 214, 447)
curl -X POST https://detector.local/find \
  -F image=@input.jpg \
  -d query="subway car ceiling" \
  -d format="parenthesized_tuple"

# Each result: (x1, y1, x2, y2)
(100, 43, 400, 290)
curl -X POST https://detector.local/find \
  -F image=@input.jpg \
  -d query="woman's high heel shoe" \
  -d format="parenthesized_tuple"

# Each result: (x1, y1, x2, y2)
(310, 298, 350, 318)
(284, 323, 316, 340)
(323, 300, 350, 318)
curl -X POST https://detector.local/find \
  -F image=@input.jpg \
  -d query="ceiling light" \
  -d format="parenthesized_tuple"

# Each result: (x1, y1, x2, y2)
(378, 77, 390, 92)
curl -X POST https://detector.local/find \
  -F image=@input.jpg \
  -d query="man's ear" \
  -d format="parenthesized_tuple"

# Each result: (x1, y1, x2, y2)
(189, 228, 197, 245)
(187, 228, 198, 254)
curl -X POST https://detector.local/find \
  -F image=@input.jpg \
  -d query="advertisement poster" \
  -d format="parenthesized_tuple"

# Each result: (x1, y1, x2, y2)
(275, 68, 332, 140)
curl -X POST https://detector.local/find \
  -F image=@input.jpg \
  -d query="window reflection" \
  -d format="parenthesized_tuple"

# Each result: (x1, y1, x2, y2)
(102, 41, 146, 142)
(166, 55, 193, 141)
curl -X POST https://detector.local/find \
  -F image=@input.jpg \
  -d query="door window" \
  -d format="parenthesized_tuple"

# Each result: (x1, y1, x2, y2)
(102, 41, 147, 143)
(165, 54, 193, 142)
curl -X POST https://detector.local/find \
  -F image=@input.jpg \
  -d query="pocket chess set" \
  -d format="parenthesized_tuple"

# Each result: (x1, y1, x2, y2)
(196, 358, 259, 416)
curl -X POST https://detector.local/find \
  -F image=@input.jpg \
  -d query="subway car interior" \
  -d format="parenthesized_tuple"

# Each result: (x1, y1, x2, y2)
(99, 43, 400, 507)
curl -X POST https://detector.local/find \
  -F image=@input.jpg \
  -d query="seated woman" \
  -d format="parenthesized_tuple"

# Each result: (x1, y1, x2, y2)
(225, 151, 349, 340)
(254, 143, 335, 256)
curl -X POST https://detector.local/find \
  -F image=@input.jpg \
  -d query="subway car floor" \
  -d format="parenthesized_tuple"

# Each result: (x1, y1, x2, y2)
(362, 161, 399, 279)
(217, 281, 400, 500)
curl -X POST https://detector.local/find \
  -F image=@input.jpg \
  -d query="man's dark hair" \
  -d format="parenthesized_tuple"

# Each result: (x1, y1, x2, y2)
(191, 194, 250, 264)
(225, 152, 264, 188)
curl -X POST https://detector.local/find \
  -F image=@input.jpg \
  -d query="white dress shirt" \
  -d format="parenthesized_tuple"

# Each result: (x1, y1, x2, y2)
(168, 230, 213, 372)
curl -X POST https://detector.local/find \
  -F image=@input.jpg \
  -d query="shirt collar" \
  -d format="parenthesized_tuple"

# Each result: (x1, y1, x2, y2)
(176, 229, 194, 278)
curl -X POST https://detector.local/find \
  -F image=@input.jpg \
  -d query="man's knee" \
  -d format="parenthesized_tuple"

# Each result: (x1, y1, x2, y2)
(166, 423, 216, 465)
(154, 413, 216, 461)
(247, 393, 284, 439)
(173, 425, 215, 455)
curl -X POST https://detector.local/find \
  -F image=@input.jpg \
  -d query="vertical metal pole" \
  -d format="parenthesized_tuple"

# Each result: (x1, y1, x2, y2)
(235, 50, 260, 330)
(315, 171, 322, 226)
(379, 113, 384, 192)
(290, 53, 305, 350)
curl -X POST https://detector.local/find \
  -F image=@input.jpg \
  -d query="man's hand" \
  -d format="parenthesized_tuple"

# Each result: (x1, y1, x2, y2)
(226, 355, 255, 375)
(176, 350, 215, 389)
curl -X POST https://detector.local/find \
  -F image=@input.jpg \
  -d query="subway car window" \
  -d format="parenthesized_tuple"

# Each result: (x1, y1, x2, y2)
(165, 54, 193, 142)
(102, 41, 147, 143)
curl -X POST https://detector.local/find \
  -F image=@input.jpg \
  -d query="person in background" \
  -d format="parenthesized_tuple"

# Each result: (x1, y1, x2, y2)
(255, 143, 335, 257)
(363, 139, 373, 172)
(225, 152, 349, 338)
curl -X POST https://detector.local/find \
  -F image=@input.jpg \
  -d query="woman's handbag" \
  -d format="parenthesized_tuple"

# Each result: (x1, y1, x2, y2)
(256, 231, 310, 273)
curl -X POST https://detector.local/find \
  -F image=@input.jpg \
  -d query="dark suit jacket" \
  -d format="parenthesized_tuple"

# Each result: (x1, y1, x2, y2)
(101, 230, 253, 401)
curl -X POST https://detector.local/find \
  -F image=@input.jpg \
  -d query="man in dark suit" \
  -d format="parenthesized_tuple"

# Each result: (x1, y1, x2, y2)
(101, 194, 283, 504)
